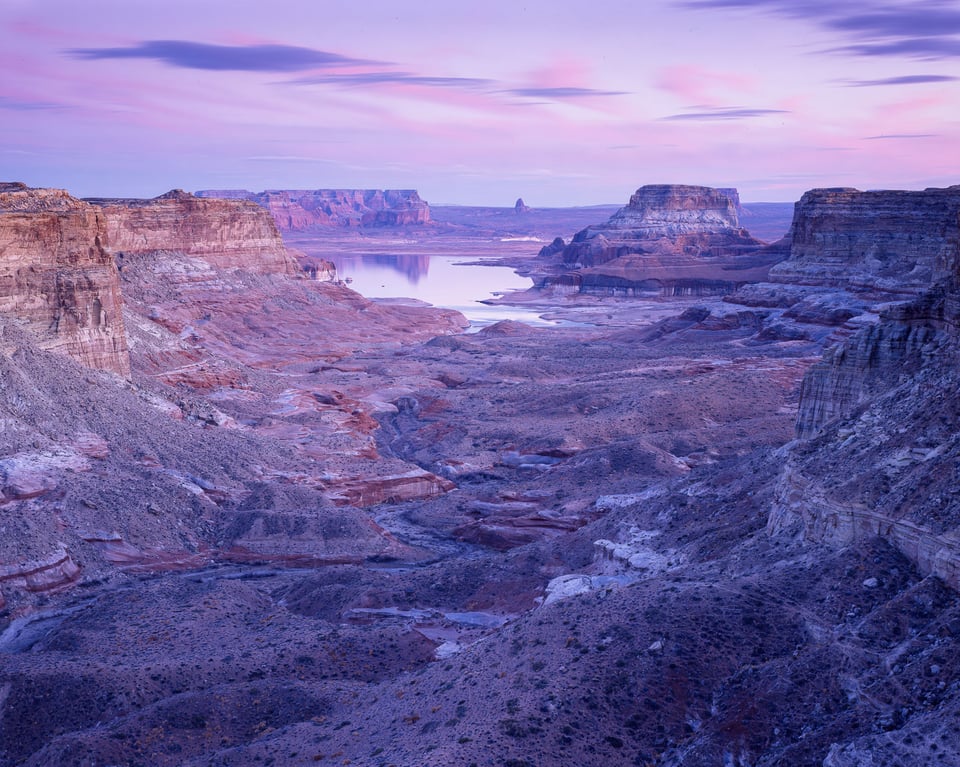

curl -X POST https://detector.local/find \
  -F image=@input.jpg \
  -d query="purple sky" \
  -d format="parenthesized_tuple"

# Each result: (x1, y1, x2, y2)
(2, 0, 958, 204)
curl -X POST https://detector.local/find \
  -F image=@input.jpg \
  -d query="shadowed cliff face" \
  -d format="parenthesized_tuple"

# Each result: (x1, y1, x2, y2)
(771, 281, 960, 598)
(770, 186, 960, 292)
(0, 184, 130, 376)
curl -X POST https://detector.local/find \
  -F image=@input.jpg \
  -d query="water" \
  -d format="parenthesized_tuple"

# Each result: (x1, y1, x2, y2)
(330, 250, 557, 329)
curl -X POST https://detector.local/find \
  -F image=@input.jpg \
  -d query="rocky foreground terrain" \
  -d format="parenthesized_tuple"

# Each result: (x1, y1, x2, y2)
(2, 182, 960, 766)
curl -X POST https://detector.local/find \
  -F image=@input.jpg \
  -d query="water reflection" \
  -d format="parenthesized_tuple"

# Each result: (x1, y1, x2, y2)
(330, 253, 548, 328)
(286, 229, 567, 329)
(335, 253, 432, 283)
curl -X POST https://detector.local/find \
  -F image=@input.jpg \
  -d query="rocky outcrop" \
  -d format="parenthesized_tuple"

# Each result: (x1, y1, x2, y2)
(514, 197, 531, 214)
(771, 281, 960, 589)
(717, 187, 743, 217)
(88, 190, 297, 275)
(540, 185, 775, 296)
(0, 183, 130, 375)
(795, 282, 960, 438)
(195, 188, 431, 231)
(768, 186, 960, 292)
(561, 185, 762, 267)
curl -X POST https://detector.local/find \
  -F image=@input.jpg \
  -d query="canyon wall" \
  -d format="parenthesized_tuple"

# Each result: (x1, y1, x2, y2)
(0, 185, 307, 376)
(777, 187, 960, 436)
(0, 183, 130, 375)
(769, 186, 960, 292)
(771, 282, 960, 589)
(195, 188, 431, 231)
(89, 190, 297, 275)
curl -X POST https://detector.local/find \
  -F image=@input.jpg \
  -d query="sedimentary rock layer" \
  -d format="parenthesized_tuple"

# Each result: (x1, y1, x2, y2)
(195, 188, 431, 231)
(560, 185, 763, 267)
(541, 185, 776, 296)
(773, 281, 960, 589)
(769, 186, 960, 292)
(0, 183, 130, 375)
(88, 190, 297, 275)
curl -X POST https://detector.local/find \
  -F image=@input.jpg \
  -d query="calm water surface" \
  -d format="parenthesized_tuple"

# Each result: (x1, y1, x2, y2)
(330, 249, 556, 329)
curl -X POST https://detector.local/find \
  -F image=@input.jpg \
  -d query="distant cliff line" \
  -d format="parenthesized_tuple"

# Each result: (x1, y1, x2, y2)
(195, 188, 431, 231)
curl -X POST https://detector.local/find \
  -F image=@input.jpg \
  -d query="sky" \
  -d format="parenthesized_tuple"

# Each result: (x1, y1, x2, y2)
(1, 0, 958, 205)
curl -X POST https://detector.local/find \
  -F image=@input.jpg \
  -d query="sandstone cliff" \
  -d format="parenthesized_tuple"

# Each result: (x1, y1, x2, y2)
(89, 190, 297, 275)
(768, 186, 960, 292)
(195, 188, 431, 231)
(0, 183, 130, 375)
(539, 185, 776, 296)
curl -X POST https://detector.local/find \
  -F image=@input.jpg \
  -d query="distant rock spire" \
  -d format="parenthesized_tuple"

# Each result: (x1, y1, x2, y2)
(514, 197, 531, 214)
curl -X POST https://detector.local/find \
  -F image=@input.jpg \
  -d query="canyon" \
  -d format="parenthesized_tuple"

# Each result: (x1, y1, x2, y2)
(2, 181, 960, 766)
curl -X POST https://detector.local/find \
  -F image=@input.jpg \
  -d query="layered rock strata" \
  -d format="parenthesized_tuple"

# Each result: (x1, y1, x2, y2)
(771, 281, 960, 589)
(88, 190, 297, 275)
(540, 185, 775, 296)
(768, 186, 960, 292)
(0, 183, 130, 375)
(724, 185, 960, 339)
(195, 188, 431, 231)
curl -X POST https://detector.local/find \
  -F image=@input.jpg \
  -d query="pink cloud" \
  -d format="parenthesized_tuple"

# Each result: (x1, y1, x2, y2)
(872, 93, 952, 119)
(523, 56, 597, 90)
(656, 64, 757, 106)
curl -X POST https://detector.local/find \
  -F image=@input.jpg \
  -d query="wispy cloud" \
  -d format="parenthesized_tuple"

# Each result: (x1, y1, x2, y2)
(67, 40, 377, 72)
(844, 73, 959, 86)
(661, 106, 789, 121)
(0, 96, 65, 110)
(828, 6, 960, 39)
(291, 72, 494, 89)
(864, 132, 938, 139)
(834, 37, 960, 59)
(504, 86, 628, 99)
(656, 64, 756, 105)
(679, 1, 960, 59)
(244, 155, 341, 163)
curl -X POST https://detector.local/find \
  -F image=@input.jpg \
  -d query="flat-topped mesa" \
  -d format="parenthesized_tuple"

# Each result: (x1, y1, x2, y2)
(548, 185, 774, 296)
(0, 184, 130, 375)
(87, 190, 297, 275)
(769, 186, 960, 293)
(195, 188, 431, 232)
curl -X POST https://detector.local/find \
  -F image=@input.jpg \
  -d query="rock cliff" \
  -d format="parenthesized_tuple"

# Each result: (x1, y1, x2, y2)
(539, 185, 775, 296)
(0, 183, 130, 375)
(561, 185, 761, 265)
(771, 281, 960, 590)
(195, 188, 431, 231)
(88, 190, 297, 275)
(768, 186, 960, 292)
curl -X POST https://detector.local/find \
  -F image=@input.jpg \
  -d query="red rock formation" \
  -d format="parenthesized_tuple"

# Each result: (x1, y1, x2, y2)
(0, 546, 82, 593)
(195, 188, 431, 231)
(768, 186, 960, 292)
(543, 185, 775, 296)
(562, 184, 762, 267)
(89, 190, 297, 275)
(0, 183, 130, 375)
